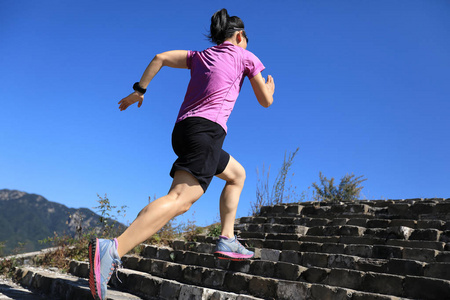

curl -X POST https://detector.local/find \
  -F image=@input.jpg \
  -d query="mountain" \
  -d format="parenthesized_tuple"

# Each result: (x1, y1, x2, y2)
(0, 189, 124, 256)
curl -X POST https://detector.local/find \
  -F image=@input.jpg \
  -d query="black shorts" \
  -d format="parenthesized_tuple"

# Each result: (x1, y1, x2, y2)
(170, 117, 230, 192)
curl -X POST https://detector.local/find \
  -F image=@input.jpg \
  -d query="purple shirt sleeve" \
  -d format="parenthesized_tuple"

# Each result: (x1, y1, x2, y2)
(244, 51, 265, 79)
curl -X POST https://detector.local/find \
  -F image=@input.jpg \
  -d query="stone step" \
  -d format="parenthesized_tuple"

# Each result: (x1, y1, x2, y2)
(11, 266, 143, 300)
(138, 243, 450, 283)
(0, 276, 46, 300)
(172, 237, 450, 264)
(237, 216, 450, 231)
(256, 199, 450, 221)
(69, 260, 412, 300)
(69, 261, 264, 300)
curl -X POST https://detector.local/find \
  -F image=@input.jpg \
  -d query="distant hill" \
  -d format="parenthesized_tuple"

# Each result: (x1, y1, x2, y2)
(0, 189, 125, 256)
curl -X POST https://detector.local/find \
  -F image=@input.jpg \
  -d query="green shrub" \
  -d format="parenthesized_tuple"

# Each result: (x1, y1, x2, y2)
(312, 172, 367, 203)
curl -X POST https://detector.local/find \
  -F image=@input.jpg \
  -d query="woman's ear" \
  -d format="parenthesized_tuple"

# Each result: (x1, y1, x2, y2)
(236, 31, 242, 43)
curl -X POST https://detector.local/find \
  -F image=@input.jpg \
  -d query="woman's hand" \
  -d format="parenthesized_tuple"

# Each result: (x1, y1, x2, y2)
(118, 92, 144, 111)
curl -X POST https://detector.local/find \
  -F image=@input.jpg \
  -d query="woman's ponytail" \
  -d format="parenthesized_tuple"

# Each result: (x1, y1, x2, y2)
(208, 8, 245, 45)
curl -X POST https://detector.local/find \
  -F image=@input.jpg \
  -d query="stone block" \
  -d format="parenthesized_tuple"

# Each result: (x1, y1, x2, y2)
(307, 226, 326, 236)
(229, 260, 251, 273)
(166, 263, 183, 281)
(260, 248, 281, 261)
(327, 268, 364, 290)
(203, 269, 226, 288)
(386, 226, 414, 240)
(345, 245, 373, 258)
(301, 236, 339, 243)
(298, 242, 321, 253)
(310, 284, 350, 300)
(172, 240, 185, 251)
(275, 262, 306, 281)
(403, 247, 437, 262)
(307, 218, 331, 226)
(387, 240, 445, 251)
(321, 243, 345, 254)
(340, 236, 380, 246)
(249, 260, 275, 277)
(366, 219, 391, 228)
(159, 280, 181, 300)
(417, 220, 445, 230)
(347, 218, 368, 227)
(285, 205, 304, 215)
(351, 292, 403, 300)
(362, 272, 403, 296)
(385, 258, 425, 276)
(263, 240, 283, 250)
(436, 251, 450, 262)
(280, 250, 301, 264)
(276, 281, 311, 300)
(330, 218, 348, 226)
(224, 273, 251, 294)
(338, 225, 365, 236)
(356, 258, 385, 273)
(390, 219, 417, 228)
(183, 266, 204, 285)
(248, 277, 277, 299)
(424, 262, 450, 280)
(412, 203, 435, 215)
(198, 253, 216, 268)
(404, 275, 450, 299)
(409, 229, 441, 241)
(388, 203, 412, 218)
(197, 243, 215, 254)
(179, 285, 204, 299)
(328, 254, 358, 269)
(183, 251, 199, 265)
(372, 245, 403, 259)
(301, 252, 329, 268)
(300, 267, 329, 283)
(248, 224, 263, 232)
(142, 245, 157, 258)
(282, 241, 301, 251)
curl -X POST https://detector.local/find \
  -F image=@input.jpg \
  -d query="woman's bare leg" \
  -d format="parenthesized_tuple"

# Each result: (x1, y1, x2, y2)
(116, 170, 204, 257)
(216, 156, 246, 239)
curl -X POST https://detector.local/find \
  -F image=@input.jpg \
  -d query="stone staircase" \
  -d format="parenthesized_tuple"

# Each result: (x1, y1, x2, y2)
(3, 198, 450, 299)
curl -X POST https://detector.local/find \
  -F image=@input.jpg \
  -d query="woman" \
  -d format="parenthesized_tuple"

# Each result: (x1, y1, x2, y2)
(89, 8, 274, 300)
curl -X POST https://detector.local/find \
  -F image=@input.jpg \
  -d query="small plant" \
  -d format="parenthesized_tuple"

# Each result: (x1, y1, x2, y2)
(251, 148, 300, 215)
(312, 172, 367, 203)
(207, 224, 222, 237)
(94, 194, 128, 238)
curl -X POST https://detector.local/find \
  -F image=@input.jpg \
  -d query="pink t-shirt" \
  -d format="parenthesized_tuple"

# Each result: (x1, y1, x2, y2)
(176, 41, 265, 132)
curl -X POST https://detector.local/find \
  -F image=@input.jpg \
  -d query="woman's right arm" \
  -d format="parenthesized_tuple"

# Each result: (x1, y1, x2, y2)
(118, 50, 188, 111)
(250, 73, 275, 108)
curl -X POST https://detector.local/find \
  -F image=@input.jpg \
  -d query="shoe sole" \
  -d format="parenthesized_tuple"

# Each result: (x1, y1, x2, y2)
(89, 238, 101, 300)
(214, 251, 254, 261)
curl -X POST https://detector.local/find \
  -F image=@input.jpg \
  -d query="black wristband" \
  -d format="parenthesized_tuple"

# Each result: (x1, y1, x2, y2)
(133, 82, 147, 94)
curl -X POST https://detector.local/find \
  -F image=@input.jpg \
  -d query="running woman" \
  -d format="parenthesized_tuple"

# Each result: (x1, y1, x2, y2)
(89, 8, 275, 300)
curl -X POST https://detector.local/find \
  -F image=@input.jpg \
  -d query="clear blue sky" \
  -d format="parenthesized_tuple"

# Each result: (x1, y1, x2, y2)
(1, 1, 449, 227)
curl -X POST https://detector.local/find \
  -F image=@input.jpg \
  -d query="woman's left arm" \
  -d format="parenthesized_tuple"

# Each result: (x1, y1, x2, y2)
(118, 50, 188, 111)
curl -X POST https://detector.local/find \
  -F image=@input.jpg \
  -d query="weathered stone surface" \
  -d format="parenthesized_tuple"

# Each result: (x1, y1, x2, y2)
(248, 277, 277, 299)
(366, 219, 391, 228)
(249, 260, 275, 277)
(260, 248, 281, 261)
(321, 243, 345, 254)
(409, 229, 441, 241)
(384, 258, 425, 276)
(362, 272, 404, 296)
(310, 284, 350, 300)
(327, 268, 364, 290)
(300, 267, 329, 283)
(372, 245, 403, 259)
(301, 252, 329, 268)
(345, 244, 373, 258)
(276, 281, 310, 300)
(386, 226, 414, 240)
(274, 262, 306, 281)
(402, 247, 437, 262)
(404, 275, 450, 299)
(279, 250, 301, 264)
(424, 262, 450, 280)
(328, 254, 358, 269)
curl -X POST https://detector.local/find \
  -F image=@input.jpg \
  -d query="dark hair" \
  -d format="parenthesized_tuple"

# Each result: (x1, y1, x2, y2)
(208, 8, 246, 45)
